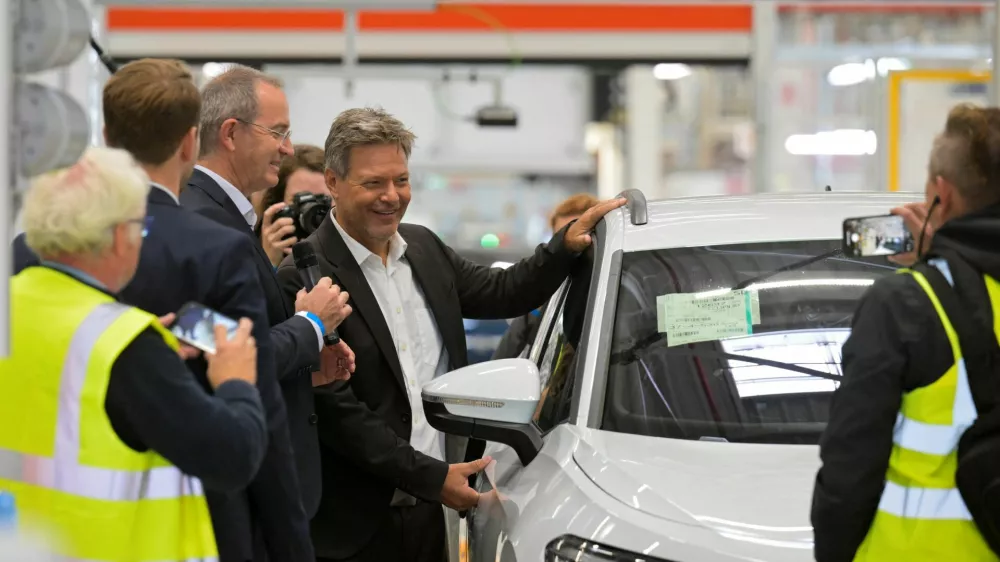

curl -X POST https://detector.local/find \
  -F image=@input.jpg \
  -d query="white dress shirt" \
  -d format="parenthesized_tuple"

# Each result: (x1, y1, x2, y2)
(332, 215, 449, 462)
(194, 165, 323, 350)
(195, 165, 257, 227)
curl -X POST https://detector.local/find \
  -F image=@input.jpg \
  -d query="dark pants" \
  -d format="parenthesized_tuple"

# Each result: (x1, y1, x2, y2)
(316, 501, 447, 562)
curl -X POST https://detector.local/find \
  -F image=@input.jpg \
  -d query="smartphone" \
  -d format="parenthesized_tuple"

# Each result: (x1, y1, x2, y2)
(842, 214, 915, 258)
(170, 302, 239, 354)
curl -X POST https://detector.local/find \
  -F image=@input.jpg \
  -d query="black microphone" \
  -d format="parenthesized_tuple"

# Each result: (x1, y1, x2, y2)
(292, 241, 340, 345)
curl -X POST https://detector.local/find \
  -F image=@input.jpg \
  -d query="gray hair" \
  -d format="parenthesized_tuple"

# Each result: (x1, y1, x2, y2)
(324, 107, 416, 178)
(199, 64, 284, 157)
(23, 147, 150, 257)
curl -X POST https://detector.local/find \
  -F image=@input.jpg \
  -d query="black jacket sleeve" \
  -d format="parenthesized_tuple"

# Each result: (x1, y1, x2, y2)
(433, 225, 580, 320)
(269, 315, 322, 380)
(812, 273, 949, 562)
(105, 328, 267, 493)
(215, 235, 315, 562)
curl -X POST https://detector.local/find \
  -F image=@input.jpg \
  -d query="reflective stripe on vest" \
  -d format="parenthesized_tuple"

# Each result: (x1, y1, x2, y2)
(880, 259, 977, 521)
(0, 303, 205, 504)
(0, 273, 218, 562)
(854, 259, 997, 561)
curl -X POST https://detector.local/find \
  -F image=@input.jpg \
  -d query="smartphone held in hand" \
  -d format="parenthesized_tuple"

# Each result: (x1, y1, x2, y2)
(170, 302, 239, 354)
(843, 214, 915, 258)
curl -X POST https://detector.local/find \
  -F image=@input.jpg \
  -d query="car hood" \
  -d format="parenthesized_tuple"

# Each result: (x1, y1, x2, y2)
(573, 428, 817, 550)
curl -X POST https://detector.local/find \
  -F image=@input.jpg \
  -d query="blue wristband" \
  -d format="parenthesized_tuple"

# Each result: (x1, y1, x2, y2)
(302, 311, 325, 336)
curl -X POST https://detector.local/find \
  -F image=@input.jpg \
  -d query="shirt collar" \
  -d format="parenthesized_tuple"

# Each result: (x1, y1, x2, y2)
(330, 210, 407, 266)
(195, 165, 257, 227)
(41, 260, 109, 291)
(150, 182, 179, 205)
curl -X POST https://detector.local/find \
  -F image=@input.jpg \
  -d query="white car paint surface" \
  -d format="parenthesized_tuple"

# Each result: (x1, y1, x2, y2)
(454, 191, 919, 562)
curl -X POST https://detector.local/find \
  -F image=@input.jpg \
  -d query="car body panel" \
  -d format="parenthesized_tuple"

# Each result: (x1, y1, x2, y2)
(623, 192, 920, 252)
(464, 192, 921, 562)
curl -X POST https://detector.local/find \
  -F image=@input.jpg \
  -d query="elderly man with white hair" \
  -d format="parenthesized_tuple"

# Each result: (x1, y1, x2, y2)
(0, 146, 268, 562)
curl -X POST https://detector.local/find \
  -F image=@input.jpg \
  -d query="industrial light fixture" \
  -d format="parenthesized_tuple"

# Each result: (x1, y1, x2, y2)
(827, 58, 910, 87)
(784, 130, 878, 156)
(653, 63, 692, 81)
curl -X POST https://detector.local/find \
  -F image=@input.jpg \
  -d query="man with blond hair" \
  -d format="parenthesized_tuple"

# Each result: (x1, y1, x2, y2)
(276, 107, 624, 562)
(183, 64, 354, 557)
(0, 147, 266, 561)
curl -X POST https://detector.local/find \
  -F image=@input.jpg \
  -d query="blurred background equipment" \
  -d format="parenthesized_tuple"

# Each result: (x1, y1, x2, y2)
(2, 0, 94, 357)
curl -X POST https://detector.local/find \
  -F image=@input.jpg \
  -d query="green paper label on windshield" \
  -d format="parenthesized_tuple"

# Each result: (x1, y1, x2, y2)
(657, 290, 756, 347)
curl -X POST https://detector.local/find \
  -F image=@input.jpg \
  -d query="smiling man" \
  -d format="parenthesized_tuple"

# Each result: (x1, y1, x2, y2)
(182, 64, 355, 562)
(275, 106, 625, 562)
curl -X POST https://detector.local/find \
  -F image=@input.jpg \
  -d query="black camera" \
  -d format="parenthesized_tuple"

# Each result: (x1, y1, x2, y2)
(274, 192, 333, 240)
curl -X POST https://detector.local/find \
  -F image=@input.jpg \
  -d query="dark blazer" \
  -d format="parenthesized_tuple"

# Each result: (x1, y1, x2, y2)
(182, 168, 324, 518)
(274, 214, 578, 558)
(12, 186, 311, 562)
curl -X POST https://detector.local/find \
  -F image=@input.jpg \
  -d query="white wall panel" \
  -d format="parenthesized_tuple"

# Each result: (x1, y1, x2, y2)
(267, 64, 592, 174)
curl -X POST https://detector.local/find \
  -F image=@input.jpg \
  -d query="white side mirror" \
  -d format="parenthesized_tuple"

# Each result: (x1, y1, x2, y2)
(422, 358, 540, 425)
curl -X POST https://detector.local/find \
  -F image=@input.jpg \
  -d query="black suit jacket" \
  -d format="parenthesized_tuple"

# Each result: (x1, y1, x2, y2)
(12, 187, 311, 562)
(182, 168, 323, 518)
(274, 214, 578, 558)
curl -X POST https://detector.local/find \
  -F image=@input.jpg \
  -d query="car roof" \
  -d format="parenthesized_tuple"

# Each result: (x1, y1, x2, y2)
(618, 191, 921, 252)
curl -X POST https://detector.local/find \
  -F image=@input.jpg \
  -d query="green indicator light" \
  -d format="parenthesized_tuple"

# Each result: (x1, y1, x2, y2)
(480, 233, 500, 248)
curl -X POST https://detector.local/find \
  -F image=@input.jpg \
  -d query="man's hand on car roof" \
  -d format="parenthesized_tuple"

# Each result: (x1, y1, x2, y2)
(564, 197, 628, 253)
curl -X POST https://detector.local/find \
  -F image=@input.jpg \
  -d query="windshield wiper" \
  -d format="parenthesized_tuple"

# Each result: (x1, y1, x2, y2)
(731, 248, 843, 290)
(609, 332, 842, 382)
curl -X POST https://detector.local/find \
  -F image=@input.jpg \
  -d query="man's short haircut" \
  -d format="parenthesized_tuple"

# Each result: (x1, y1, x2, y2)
(930, 103, 1000, 209)
(22, 147, 150, 258)
(550, 193, 599, 231)
(102, 58, 201, 166)
(323, 107, 416, 178)
(199, 64, 284, 157)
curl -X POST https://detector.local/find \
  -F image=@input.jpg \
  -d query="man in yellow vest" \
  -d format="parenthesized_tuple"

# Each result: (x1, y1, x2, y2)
(813, 103, 1000, 561)
(0, 146, 268, 561)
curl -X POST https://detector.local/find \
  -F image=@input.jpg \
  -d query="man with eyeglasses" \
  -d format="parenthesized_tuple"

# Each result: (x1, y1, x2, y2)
(182, 64, 354, 561)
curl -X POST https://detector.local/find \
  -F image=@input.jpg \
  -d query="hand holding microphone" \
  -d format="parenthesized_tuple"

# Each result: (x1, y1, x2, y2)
(293, 241, 352, 343)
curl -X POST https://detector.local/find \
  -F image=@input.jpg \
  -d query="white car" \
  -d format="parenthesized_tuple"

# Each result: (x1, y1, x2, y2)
(423, 190, 915, 562)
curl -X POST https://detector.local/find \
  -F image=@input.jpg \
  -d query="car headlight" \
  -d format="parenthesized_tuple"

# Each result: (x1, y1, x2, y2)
(544, 535, 673, 562)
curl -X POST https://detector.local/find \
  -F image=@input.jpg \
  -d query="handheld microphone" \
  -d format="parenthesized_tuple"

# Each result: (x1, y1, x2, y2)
(292, 241, 341, 345)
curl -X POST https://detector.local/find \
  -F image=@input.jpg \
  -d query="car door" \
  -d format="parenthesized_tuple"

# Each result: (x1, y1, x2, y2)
(465, 281, 570, 562)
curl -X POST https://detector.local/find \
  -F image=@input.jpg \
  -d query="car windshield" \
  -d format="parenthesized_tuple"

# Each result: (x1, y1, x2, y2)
(601, 239, 896, 445)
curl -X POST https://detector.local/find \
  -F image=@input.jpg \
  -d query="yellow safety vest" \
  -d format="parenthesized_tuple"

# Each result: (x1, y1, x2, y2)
(854, 259, 998, 562)
(0, 266, 218, 561)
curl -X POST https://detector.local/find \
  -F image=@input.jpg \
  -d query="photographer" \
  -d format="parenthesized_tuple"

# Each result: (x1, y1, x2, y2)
(0, 147, 266, 561)
(812, 103, 1000, 561)
(255, 143, 330, 266)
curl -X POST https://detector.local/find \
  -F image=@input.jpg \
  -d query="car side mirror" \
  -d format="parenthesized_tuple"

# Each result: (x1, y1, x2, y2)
(421, 358, 543, 466)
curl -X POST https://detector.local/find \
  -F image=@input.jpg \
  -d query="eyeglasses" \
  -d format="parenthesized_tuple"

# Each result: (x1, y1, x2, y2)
(236, 118, 292, 145)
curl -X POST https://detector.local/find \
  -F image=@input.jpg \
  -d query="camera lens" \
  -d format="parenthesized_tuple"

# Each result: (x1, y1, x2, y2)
(299, 196, 332, 237)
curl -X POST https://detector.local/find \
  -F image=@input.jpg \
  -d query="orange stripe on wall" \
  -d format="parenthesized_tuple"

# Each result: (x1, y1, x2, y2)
(106, 4, 753, 32)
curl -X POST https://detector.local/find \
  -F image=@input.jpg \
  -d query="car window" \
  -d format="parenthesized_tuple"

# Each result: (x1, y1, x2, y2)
(602, 240, 895, 444)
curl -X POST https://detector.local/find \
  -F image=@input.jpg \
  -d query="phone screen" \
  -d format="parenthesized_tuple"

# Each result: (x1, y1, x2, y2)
(170, 302, 239, 354)
(842, 214, 915, 257)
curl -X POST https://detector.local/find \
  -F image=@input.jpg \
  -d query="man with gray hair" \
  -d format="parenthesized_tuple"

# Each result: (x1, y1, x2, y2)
(183, 64, 355, 561)
(2, 146, 267, 560)
(276, 106, 625, 562)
